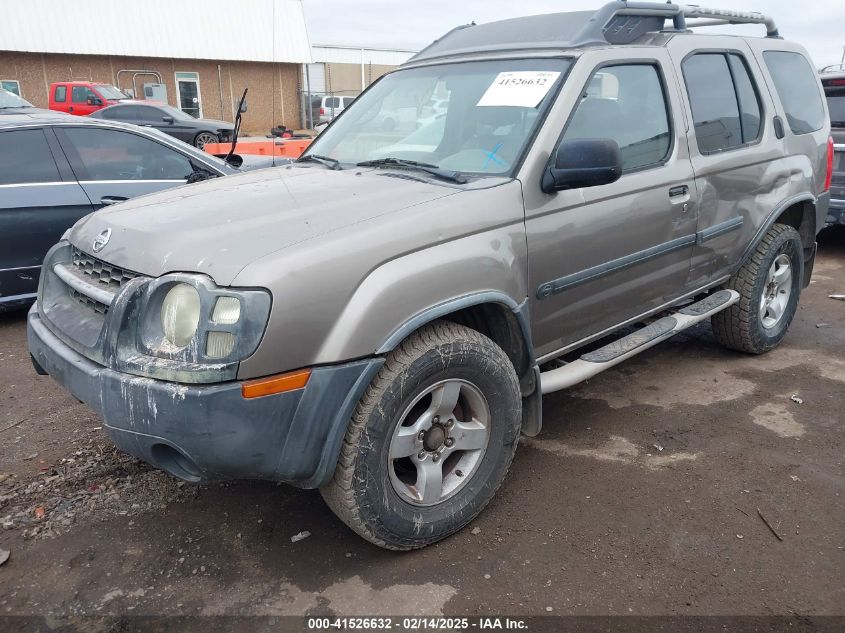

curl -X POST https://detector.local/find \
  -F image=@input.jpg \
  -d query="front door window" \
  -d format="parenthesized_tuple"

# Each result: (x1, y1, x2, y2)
(175, 72, 202, 118)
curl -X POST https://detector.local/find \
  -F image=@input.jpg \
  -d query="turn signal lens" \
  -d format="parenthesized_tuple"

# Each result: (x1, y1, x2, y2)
(241, 369, 312, 399)
(212, 297, 241, 324)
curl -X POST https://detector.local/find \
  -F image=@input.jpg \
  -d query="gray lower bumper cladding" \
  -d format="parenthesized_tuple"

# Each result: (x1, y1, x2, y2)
(28, 307, 383, 488)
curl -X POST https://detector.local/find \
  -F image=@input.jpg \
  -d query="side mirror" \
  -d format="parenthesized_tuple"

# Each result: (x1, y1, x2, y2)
(238, 100, 248, 113)
(162, 115, 175, 124)
(541, 139, 623, 193)
(87, 96, 103, 106)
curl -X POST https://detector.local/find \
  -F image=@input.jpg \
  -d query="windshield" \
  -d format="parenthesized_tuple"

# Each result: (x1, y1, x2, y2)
(158, 104, 193, 120)
(0, 89, 33, 108)
(305, 58, 571, 175)
(95, 84, 130, 100)
(826, 94, 845, 127)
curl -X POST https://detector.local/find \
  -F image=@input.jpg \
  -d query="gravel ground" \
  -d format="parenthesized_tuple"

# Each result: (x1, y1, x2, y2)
(0, 228, 843, 627)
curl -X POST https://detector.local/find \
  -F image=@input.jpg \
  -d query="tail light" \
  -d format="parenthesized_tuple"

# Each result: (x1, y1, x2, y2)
(824, 136, 834, 192)
(319, 107, 325, 116)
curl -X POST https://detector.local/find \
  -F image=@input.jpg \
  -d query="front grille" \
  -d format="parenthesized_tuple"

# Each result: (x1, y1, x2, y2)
(71, 247, 138, 290)
(68, 288, 109, 315)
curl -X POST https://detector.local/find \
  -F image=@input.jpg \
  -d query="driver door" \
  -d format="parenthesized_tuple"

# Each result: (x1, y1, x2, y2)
(523, 50, 699, 360)
(54, 126, 197, 210)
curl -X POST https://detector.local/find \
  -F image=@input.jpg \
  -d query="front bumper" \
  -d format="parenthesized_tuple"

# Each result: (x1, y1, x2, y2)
(28, 306, 382, 488)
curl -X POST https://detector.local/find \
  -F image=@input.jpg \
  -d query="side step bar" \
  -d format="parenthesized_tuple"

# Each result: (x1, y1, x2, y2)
(540, 289, 739, 395)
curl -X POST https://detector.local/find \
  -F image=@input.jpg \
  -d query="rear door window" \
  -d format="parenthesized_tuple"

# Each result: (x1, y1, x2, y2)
(0, 129, 61, 185)
(727, 54, 762, 143)
(325, 97, 340, 109)
(683, 54, 743, 153)
(61, 127, 193, 181)
(763, 51, 826, 134)
(54, 85, 67, 103)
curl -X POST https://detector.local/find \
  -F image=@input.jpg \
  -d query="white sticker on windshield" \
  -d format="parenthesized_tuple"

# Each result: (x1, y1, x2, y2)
(477, 71, 561, 108)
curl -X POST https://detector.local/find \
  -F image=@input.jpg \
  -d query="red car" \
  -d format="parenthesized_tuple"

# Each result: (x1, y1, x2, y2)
(48, 81, 130, 116)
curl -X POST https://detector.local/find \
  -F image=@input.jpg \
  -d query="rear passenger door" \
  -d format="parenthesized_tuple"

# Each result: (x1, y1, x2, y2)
(0, 128, 93, 300)
(524, 50, 699, 358)
(54, 126, 197, 209)
(668, 37, 777, 287)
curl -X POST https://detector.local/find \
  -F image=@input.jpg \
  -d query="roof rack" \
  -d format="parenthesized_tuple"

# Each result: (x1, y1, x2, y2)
(681, 5, 779, 38)
(409, 1, 780, 65)
(605, 3, 779, 39)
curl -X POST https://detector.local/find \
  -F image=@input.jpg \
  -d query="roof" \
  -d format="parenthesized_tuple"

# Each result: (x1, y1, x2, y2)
(410, 2, 779, 64)
(2, 0, 312, 64)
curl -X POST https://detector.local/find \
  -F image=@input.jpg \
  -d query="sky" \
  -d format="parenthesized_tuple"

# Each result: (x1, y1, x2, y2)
(303, 0, 845, 69)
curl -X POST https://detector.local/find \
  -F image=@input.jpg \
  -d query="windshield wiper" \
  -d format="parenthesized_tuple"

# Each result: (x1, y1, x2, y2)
(297, 154, 343, 170)
(356, 158, 467, 184)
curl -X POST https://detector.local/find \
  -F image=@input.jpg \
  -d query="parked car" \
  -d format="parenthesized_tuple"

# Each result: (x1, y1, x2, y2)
(89, 101, 235, 149)
(49, 81, 130, 116)
(0, 113, 278, 309)
(318, 95, 355, 124)
(820, 67, 845, 226)
(29, 3, 832, 550)
(0, 89, 52, 115)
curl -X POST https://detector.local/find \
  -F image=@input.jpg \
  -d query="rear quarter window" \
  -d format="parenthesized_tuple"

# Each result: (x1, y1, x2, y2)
(54, 85, 67, 102)
(763, 51, 826, 134)
(0, 129, 61, 185)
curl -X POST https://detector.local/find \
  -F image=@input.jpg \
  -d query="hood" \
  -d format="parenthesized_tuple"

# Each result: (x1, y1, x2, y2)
(235, 154, 289, 171)
(70, 166, 460, 286)
(201, 118, 234, 130)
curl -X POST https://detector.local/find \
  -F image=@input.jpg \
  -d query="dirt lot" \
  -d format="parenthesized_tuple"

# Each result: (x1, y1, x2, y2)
(1, 229, 843, 627)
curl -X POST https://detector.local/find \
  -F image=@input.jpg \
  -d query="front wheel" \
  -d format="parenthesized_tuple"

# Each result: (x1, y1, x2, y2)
(712, 223, 803, 354)
(193, 132, 218, 149)
(321, 321, 522, 550)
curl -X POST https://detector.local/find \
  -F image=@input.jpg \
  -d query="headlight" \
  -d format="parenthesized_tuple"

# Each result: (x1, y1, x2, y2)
(134, 274, 271, 372)
(161, 284, 201, 347)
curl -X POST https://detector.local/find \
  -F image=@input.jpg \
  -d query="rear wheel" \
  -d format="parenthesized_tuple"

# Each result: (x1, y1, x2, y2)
(321, 321, 522, 550)
(193, 132, 218, 149)
(712, 223, 802, 354)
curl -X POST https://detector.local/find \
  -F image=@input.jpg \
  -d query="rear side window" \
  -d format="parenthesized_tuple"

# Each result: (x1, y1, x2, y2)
(683, 53, 761, 153)
(324, 97, 340, 108)
(563, 63, 671, 172)
(54, 85, 67, 102)
(763, 51, 826, 134)
(0, 129, 61, 185)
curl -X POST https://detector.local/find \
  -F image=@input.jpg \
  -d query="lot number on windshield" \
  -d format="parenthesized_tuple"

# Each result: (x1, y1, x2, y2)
(477, 71, 561, 108)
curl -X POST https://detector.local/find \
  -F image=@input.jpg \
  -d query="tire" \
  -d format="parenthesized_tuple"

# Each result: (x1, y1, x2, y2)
(321, 321, 522, 550)
(712, 223, 803, 354)
(193, 132, 218, 149)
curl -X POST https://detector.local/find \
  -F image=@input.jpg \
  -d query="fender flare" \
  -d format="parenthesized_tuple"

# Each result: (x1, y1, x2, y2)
(736, 193, 816, 271)
(375, 291, 543, 437)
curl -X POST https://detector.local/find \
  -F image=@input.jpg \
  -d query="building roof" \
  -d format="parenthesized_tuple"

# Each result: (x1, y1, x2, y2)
(3, 0, 312, 64)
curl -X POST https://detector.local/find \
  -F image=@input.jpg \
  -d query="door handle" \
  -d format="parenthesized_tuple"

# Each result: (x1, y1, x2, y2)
(669, 185, 689, 198)
(100, 196, 128, 206)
